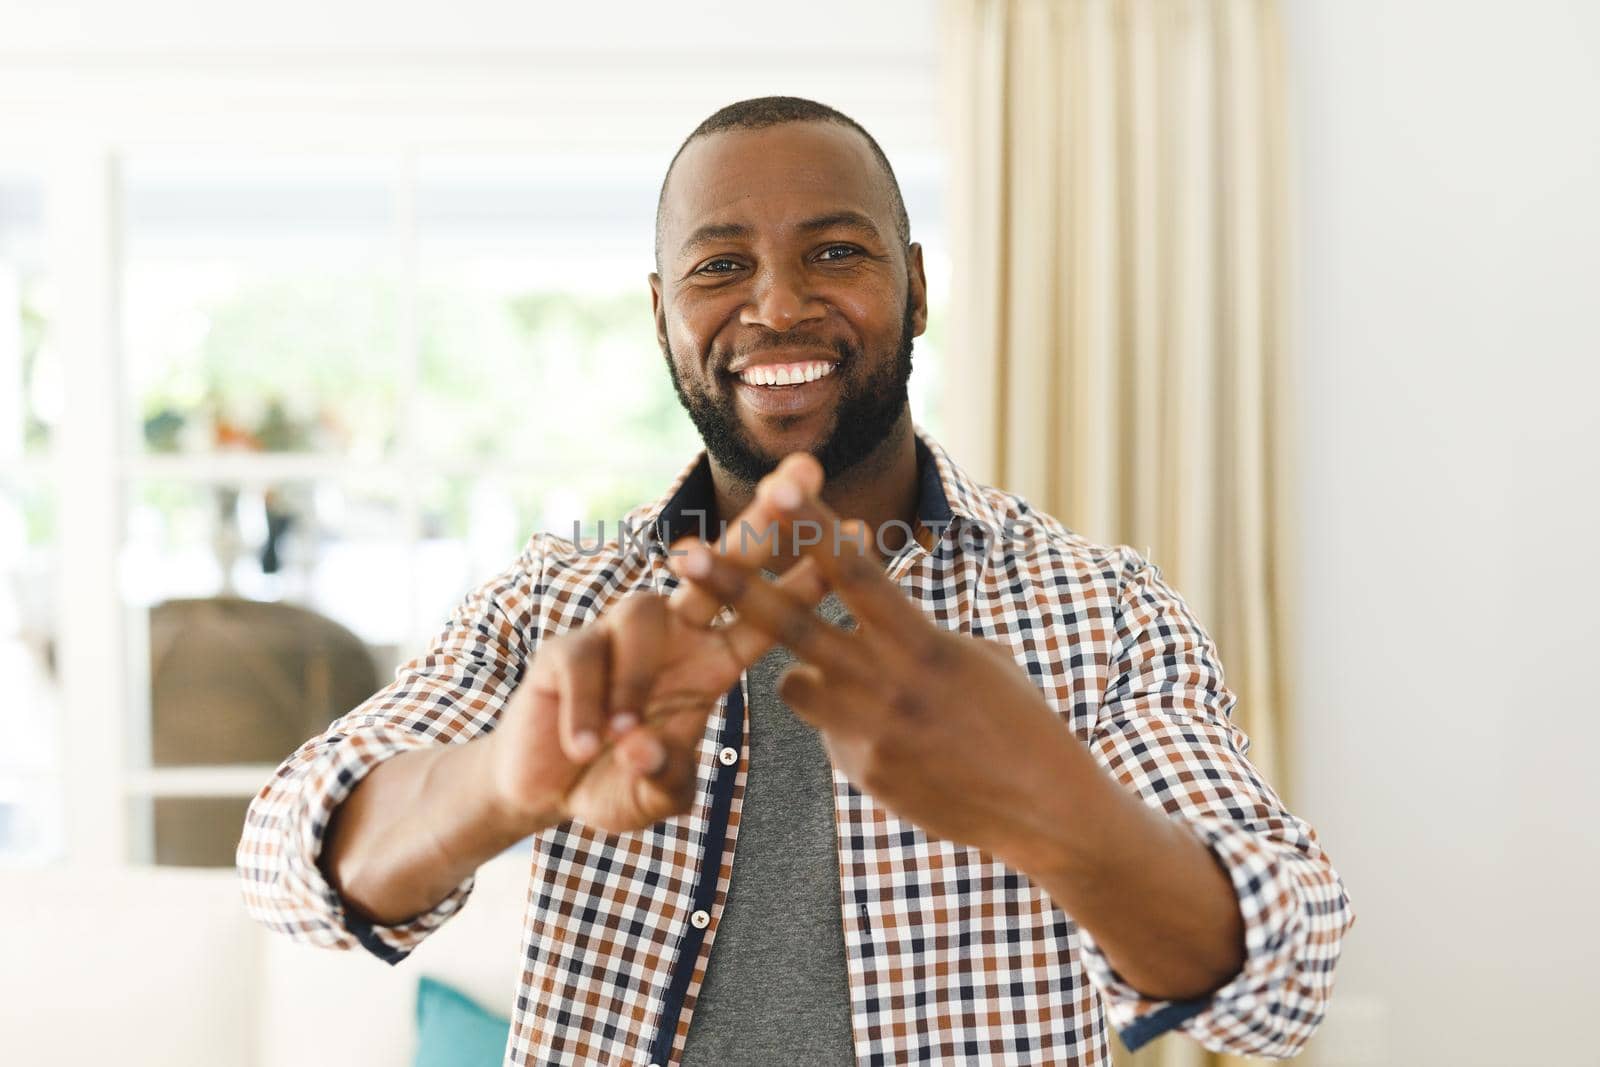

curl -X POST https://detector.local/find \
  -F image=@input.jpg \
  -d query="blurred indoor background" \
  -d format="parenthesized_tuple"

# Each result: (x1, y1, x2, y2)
(0, 2, 1595, 1065)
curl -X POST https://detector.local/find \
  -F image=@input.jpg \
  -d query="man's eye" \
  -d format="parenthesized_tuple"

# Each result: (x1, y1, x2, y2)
(698, 259, 740, 275)
(819, 245, 859, 262)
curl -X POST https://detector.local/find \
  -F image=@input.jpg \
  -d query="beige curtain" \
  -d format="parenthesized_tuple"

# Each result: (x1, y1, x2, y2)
(940, 2, 1295, 1065)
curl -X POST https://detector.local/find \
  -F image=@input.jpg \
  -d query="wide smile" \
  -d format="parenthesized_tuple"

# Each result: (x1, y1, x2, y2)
(734, 359, 837, 387)
(729, 359, 841, 417)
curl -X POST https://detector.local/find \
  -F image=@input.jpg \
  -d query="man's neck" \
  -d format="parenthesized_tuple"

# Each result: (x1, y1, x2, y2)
(708, 413, 921, 574)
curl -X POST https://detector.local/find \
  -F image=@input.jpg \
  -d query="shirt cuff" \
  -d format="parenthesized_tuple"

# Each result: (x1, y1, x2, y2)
(1076, 813, 1308, 1054)
(281, 728, 477, 964)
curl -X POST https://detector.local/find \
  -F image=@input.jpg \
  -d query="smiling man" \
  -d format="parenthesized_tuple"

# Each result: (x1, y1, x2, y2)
(240, 97, 1353, 1066)
(654, 113, 921, 503)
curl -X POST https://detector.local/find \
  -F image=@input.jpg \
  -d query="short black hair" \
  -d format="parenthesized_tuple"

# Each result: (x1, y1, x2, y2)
(654, 95, 912, 270)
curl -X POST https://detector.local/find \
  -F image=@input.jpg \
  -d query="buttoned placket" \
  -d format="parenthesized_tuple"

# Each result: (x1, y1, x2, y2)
(642, 511, 962, 1066)
(643, 519, 748, 1066)
(645, 666, 745, 1067)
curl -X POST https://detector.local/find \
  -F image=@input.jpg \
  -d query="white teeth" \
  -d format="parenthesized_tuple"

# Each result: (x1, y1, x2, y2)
(739, 361, 836, 386)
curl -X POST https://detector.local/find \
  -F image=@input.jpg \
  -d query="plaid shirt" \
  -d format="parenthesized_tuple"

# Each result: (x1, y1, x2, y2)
(239, 426, 1353, 1065)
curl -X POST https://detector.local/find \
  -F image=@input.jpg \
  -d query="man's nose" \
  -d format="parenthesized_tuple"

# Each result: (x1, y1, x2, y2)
(739, 262, 826, 332)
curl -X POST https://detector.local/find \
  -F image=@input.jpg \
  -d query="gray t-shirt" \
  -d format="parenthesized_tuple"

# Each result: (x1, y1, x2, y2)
(678, 589, 857, 1065)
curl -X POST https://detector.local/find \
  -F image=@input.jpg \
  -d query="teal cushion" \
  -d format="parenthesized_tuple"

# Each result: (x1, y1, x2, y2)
(414, 976, 512, 1067)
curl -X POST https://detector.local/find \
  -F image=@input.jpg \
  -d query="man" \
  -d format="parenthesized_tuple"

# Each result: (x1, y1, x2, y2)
(239, 97, 1353, 1065)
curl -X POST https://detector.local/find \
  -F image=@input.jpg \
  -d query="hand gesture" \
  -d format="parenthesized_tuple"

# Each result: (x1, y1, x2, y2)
(666, 455, 1077, 865)
(487, 457, 829, 835)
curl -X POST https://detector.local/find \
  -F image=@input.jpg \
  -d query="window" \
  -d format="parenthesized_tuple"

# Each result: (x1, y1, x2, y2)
(111, 151, 947, 866)
(0, 170, 63, 865)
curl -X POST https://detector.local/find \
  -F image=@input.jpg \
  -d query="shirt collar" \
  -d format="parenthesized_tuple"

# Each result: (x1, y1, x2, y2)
(638, 423, 1003, 546)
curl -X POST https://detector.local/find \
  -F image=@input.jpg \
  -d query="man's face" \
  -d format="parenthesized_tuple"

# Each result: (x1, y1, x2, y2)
(650, 121, 928, 485)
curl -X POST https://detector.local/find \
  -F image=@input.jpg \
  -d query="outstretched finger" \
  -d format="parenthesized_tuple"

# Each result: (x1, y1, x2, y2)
(767, 499, 931, 642)
(714, 555, 830, 667)
(670, 539, 869, 680)
(667, 453, 823, 625)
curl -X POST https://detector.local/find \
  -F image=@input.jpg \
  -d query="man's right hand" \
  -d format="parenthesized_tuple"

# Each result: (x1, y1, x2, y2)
(484, 455, 830, 836)
(321, 456, 828, 925)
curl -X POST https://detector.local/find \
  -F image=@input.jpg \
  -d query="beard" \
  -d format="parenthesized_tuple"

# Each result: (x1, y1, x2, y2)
(664, 293, 916, 486)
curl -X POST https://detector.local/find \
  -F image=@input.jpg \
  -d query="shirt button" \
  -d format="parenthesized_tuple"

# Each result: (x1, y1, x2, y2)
(690, 909, 711, 929)
(718, 746, 738, 766)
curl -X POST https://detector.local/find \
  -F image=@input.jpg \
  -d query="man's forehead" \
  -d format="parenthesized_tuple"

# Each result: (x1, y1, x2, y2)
(661, 122, 895, 250)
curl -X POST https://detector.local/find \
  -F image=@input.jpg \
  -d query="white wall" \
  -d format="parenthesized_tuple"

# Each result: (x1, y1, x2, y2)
(0, 853, 533, 1067)
(1284, 3, 1600, 1064)
(0, 870, 262, 1066)
(2, 0, 933, 56)
(0, 1, 942, 158)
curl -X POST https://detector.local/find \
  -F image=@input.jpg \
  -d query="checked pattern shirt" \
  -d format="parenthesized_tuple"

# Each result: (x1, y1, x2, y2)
(238, 426, 1353, 1065)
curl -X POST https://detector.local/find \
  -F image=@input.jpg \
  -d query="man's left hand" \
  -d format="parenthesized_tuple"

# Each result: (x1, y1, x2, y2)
(667, 456, 1082, 869)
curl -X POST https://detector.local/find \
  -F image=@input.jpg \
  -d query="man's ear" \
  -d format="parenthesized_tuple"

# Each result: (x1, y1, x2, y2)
(648, 272, 670, 355)
(907, 243, 929, 337)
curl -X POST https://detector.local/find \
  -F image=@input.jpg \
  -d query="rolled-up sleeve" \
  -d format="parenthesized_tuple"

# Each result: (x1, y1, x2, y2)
(1075, 548, 1355, 1058)
(236, 536, 545, 963)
